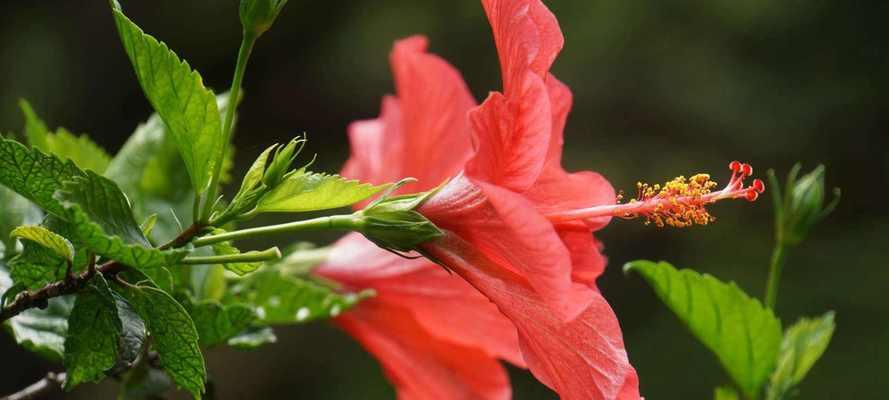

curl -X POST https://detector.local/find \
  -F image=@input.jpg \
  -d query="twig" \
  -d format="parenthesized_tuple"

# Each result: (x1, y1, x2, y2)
(1, 372, 66, 400)
(0, 224, 204, 324)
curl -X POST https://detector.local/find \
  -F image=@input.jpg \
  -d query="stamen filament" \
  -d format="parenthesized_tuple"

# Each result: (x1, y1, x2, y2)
(545, 161, 765, 228)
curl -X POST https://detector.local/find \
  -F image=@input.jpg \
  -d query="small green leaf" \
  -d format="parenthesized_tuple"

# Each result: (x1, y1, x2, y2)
(63, 275, 121, 390)
(111, 2, 224, 194)
(0, 137, 84, 217)
(10, 225, 74, 261)
(19, 100, 111, 173)
(121, 363, 174, 400)
(715, 386, 740, 400)
(767, 312, 835, 400)
(116, 283, 206, 399)
(8, 240, 68, 289)
(55, 171, 187, 269)
(626, 260, 782, 398)
(256, 171, 386, 213)
(227, 326, 277, 349)
(0, 186, 42, 254)
(184, 298, 256, 347)
(242, 270, 370, 325)
(209, 229, 263, 276)
(5, 295, 74, 361)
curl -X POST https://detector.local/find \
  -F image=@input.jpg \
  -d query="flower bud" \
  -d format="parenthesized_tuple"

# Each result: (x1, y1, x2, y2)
(772, 164, 840, 246)
(354, 186, 443, 254)
(240, 0, 289, 37)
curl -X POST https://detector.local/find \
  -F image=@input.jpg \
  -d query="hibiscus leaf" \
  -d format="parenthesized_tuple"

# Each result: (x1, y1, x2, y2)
(256, 171, 387, 213)
(625, 260, 782, 398)
(209, 229, 263, 276)
(182, 297, 257, 347)
(10, 225, 74, 261)
(20, 100, 111, 173)
(240, 269, 371, 325)
(111, 1, 223, 194)
(0, 137, 84, 218)
(0, 186, 42, 253)
(715, 386, 740, 400)
(63, 275, 122, 390)
(55, 170, 187, 269)
(766, 312, 835, 400)
(5, 295, 74, 361)
(116, 283, 206, 399)
(8, 240, 69, 290)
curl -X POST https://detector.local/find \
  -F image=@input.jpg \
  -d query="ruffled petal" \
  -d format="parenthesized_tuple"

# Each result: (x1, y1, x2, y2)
(525, 167, 616, 230)
(372, 267, 525, 367)
(481, 0, 564, 95)
(421, 175, 594, 321)
(390, 36, 476, 190)
(335, 300, 512, 400)
(424, 233, 641, 400)
(465, 73, 552, 192)
(558, 225, 608, 287)
(342, 96, 403, 189)
(544, 74, 572, 166)
(315, 233, 428, 285)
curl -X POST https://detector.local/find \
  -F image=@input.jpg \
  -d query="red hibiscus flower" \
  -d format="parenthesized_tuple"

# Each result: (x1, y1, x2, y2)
(314, 36, 523, 400)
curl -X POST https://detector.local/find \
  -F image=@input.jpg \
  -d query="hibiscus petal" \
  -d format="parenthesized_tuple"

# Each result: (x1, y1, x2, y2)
(390, 36, 476, 191)
(482, 0, 564, 96)
(558, 225, 608, 287)
(545, 73, 572, 166)
(424, 233, 641, 400)
(372, 267, 525, 367)
(421, 175, 594, 321)
(465, 73, 552, 191)
(342, 96, 403, 189)
(315, 233, 428, 285)
(526, 167, 617, 230)
(335, 300, 511, 400)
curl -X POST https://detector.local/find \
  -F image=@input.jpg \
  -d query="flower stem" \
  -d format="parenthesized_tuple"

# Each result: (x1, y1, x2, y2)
(199, 31, 259, 223)
(192, 215, 362, 247)
(763, 242, 786, 309)
(180, 247, 282, 265)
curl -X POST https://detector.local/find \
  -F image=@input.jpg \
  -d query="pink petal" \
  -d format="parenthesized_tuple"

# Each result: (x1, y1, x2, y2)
(544, 74, 572, 166)
(424, 233, 641, 400)
(525, 167, 617, 230)
(465, 72, 552, 192)
(481, 0, 564, 96)
(389, 36, 476, 191)
(372, 267, 525, 367)
(315, 233, 428, 285)
(558, 225, 608, 287)
(342, 96, 403, 189)
(421, 175, 594, 321)
(335, 300, 512, 400)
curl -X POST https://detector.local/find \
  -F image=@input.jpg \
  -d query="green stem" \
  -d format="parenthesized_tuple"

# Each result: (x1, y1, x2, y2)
(192, 215, 362, 247)
(181, 247, 282, 265)
(199, 31, 259, 223)
(764, 242, 786, 309)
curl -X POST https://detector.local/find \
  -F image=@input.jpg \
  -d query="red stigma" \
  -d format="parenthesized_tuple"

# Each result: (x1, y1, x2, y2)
(729, 161, 741, 172)
(745, 190, 759, 202)
(752, 179, 765, 193)
(741, 163, 753, 177)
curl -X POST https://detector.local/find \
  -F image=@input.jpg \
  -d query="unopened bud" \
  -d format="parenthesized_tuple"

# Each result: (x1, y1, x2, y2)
(240, 0, 289, 37)
(773, 164, 840, 246)
(355, 187, 443, 253)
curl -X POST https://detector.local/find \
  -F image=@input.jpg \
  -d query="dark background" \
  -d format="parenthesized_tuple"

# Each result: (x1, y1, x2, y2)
(1, 0, 887, 398)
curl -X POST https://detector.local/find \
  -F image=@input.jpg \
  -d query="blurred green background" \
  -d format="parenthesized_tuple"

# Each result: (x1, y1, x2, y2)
(0, 0, 886, 398)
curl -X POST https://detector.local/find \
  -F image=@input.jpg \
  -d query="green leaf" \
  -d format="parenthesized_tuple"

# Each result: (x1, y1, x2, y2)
(10, 225, 74, 261)
(227, 326, 277, 349)
(767, 312, 835, 400)
(121, 363, 174, 400)
(0, 186, 42, 254)
(8, 239, 69, 289)
(241, 270, 370, 325)
(63, 275, 121, 390)
(184, 298, 256, 347)
(111, 2, 223, 194)
(626, 260, 782, 398)
(256, 171, 386, 213)
(715, 386, 740, 400)
(0, 137, 84, 217)
(5, 295, 74, 361)
(116, 283, 206, 399)
(209, 229, 262, 276)
(19, 100, 111, 173)
(55, 171, 187, 269)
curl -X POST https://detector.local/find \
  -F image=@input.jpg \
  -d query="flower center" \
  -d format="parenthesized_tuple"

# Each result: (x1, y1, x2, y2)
(545, 161, 765, 228)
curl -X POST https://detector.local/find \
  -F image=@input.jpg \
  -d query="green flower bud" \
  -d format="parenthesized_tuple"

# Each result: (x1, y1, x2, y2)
(770, 164, 840, 246)
(240, 0, 289, 37)
(354, 183, 443, 253)
(262, 137, 304, 188)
